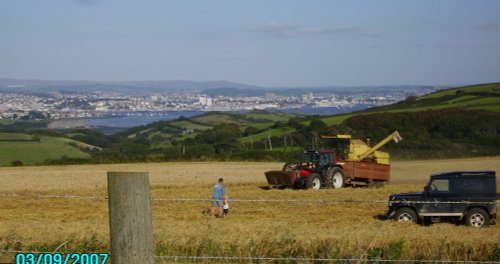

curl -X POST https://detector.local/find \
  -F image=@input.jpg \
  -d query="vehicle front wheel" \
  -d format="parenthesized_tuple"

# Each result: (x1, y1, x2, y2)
(465, 208, 489, 227)
(306, 173, 321, 190)
(394, 208, 418, 223)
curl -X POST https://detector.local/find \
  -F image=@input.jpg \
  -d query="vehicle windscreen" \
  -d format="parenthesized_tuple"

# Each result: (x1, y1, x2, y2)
(302, 152, 316, 163)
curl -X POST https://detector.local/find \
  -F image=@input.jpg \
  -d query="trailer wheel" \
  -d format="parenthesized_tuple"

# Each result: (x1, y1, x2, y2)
(394, 207, 418, 223)
(465, 208, 489, 227)
(327, 167, 345, 189)
(307, 173, 321, 190)
(375, 181, 384, 188)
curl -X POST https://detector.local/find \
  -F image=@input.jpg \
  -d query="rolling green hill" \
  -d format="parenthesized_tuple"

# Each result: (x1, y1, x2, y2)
(122, 110, 300, 148)
(0, 133, 94, 166)
(372, 82, 500, 112)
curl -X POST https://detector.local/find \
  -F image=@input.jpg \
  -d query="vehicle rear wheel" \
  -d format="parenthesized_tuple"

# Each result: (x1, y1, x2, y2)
(394, 208, 418, 223)
(465, 208, 489, 227)
(329, 167, 345, 189)
(306, 173, 321, 190)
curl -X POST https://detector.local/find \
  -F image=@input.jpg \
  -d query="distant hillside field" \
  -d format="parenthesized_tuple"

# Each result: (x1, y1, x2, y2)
(374, 82, 500, 112)
(0, 134, 92, 166)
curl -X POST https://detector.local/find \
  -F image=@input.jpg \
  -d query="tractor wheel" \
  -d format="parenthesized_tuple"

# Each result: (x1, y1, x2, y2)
(465, 208, 489, 227)
(394, 207, 418, 224)
(306, 173, 322, 190)
(326, 167, 345, 189)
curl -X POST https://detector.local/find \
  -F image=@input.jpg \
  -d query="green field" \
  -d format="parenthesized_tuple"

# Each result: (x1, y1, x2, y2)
(243, 111, 295, 122)
(0, 119, 15, 125)
(419, 83, 499, 100)
(241, 128, 289, 143)
(378, 83, 500, 112)
(130, 111, 300, 146)
(319, 114, 355, 125)
(0, 133, 34, 141)
(0, 135, 90, 166)
(170, 120, 212, 130)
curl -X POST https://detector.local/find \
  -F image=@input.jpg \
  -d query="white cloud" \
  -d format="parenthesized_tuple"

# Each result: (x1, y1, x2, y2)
(249, 22, 381, 38)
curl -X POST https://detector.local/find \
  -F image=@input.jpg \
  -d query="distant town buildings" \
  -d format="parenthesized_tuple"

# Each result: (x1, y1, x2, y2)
(0, 87, 436, 120)
(198, 96, 213, 107)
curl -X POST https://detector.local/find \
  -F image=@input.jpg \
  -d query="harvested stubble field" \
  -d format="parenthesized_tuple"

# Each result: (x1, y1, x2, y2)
(1, 157, 500, 263)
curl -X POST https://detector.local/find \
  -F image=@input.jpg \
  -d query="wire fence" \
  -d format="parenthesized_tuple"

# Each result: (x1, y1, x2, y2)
(1, 192, 499, 205)
(1, 193, 499, 263)
(1, 250, 499, 264)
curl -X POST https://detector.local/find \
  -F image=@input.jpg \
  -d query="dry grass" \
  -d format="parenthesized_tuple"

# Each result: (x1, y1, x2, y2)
(1, 157, 500, 262)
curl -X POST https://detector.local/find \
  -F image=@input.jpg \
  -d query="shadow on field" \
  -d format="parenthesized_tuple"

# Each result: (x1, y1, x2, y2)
(373, 214, 390, 221)
(259, 185, 289, 190)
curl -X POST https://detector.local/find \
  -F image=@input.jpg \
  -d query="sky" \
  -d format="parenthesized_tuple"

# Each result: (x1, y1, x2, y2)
(0, 0, 499, 87)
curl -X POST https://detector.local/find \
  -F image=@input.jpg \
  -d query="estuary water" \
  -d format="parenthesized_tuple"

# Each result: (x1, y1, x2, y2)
(86, 105, 372, 128)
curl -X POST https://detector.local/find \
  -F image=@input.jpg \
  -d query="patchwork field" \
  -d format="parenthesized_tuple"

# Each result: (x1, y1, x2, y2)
(0, 134, 92, 166)
(1, 157, 499, 263)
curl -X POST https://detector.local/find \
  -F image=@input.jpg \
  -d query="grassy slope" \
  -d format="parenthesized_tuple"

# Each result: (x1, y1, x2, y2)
(0, 134, 91, 166)
(0, 119, 14, 125)
(374, 82, 500, 112)
(419, 83, 499, 99)
(130, 111, 300, 145)
(0, 133, 34, 140)
(309, 83, 499, 134)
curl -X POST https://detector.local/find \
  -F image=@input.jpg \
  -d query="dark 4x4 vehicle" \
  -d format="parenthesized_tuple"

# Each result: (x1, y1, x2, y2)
(387, 171, 499, 227)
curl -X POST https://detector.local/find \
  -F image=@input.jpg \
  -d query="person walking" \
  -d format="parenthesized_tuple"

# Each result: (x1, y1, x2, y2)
(211, 178, 225, 217)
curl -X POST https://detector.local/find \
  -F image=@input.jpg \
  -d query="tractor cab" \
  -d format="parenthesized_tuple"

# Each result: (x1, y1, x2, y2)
(319, 134, 351, 161)
(297, 150, 336, 177)
(301, 149, 336, 168)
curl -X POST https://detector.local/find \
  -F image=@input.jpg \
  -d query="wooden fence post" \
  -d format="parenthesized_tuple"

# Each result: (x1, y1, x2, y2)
(107, 171, 155, 264)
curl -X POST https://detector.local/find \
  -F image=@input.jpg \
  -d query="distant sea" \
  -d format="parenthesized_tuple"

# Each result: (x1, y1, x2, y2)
(86, 105, 372, 128)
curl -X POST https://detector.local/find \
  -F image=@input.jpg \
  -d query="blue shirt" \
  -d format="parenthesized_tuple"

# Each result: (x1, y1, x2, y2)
(212, 183, 225, 199)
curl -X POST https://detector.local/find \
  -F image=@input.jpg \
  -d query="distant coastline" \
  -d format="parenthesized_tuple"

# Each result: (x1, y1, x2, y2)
(47, 105, 372, 130)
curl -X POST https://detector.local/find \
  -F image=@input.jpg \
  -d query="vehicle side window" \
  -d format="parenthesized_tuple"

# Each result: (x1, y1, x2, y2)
(463, 177, 496, 194)
(429, 179, 449, 194)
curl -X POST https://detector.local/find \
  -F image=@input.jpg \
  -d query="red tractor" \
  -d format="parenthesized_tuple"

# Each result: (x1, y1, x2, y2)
(265, 131, 402, 189)
(266, 149, 344, 189)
